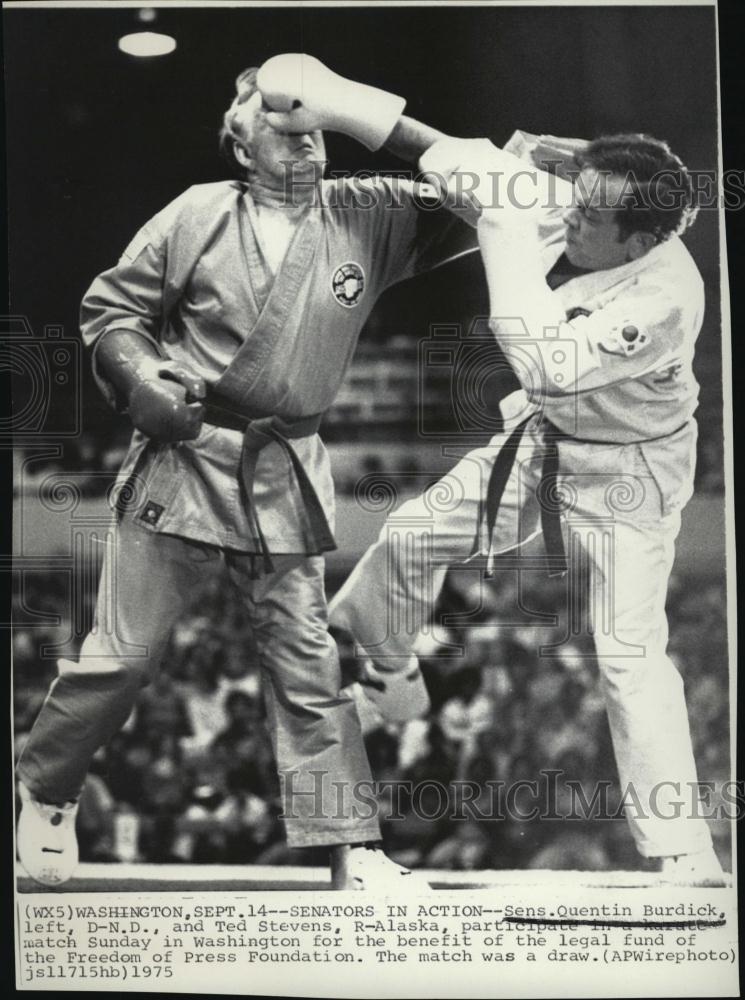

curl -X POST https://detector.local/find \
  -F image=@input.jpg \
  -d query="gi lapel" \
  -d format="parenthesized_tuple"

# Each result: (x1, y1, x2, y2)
(557, 239, 668, 313)
(161, 181, 247, 329)
(213, 200, 323, 408)
(239, 193, 274, 318)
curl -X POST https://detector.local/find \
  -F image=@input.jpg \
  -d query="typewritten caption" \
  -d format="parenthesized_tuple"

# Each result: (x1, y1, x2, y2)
(15, 885, 738, 997)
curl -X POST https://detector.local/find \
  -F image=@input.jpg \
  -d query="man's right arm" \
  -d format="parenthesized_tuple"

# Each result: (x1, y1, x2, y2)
(81, 213, 205, 441)
(81, 221, 169, 404)
(95, 330, 205, 442)
(383, 115, 449, 164)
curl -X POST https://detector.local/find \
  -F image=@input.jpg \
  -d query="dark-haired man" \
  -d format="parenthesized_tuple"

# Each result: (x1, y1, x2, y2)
(330, 128, 726, 881)
(15, 62, 473, 889)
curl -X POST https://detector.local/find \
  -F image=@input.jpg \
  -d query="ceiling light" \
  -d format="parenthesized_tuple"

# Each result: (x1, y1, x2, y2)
(118, 32, 176, 58)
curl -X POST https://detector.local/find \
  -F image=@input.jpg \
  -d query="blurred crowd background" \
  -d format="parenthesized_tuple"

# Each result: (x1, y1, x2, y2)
(13, 534, 732, 872)
(10, 332, 727, 494)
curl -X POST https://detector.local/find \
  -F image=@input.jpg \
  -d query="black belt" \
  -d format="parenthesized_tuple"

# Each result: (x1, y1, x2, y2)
(475, 416, 691, 578)
(475, 416, 568, 579)
(203, 391, 334, 576)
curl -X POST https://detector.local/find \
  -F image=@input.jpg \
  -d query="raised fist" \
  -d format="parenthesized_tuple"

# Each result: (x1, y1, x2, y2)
(257, 53, 405, 151)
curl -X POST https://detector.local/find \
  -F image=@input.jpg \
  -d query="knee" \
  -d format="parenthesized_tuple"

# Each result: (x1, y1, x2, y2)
(596, 649, 684, 697)
(58, 655, 153, 693)
(258, 625, 342, 701)
(379, 495, 431, 541)
(256, 604, 331, 655)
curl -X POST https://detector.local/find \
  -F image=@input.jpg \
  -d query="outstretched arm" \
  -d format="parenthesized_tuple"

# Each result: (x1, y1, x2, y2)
(383, 115, 450, 163)
(257, 53, 450, 156)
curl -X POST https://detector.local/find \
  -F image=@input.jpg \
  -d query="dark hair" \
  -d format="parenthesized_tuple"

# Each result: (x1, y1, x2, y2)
(218, 67, 260, 174)
(575, 133, 698, 243)
(224, 689, 256, 715)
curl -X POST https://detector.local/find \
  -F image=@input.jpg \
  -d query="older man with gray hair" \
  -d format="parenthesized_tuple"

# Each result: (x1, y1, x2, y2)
(16, 58, 473, 889)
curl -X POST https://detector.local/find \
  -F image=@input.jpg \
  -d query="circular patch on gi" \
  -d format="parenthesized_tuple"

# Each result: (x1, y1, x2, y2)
(331, 261, 365, 308)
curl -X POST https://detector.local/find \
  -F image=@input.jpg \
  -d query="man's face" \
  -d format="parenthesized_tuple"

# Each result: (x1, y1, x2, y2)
(562, 168, 636, 271)
(230, 91, 326, 184)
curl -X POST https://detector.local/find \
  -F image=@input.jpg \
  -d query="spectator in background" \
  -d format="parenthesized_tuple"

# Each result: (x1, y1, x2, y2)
(438, 666, 495, 776)
(76, 749, 118, 862)
(177, 644, 243, 758)
(214, 769, 279, 863)
(139, 734, 193, 862)
(212, 689, 278, 801)
(132, 668, 192, 742)
(426, 816, 493, 870)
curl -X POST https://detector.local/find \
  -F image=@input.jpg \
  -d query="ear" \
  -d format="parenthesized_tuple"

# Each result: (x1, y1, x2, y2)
(233, 141, 253, 171)
(626, 231, 657, 261)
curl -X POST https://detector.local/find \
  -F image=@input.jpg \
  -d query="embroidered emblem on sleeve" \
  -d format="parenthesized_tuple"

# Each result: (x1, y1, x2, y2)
(331, 262, 365, 308)
(598, 319, 650, 356)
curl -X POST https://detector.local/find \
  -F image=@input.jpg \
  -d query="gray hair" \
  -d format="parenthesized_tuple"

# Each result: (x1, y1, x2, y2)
(218, 67, 260, 174)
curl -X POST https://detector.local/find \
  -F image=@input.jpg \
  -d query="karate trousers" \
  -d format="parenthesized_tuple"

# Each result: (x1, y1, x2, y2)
(17, 514, 381, 848)
(330, 424, 714, 858)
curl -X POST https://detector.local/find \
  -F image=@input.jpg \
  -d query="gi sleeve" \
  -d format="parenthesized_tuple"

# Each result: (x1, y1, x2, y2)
(344, 175, 479, 292)
(499, 277, 703, 400)
(79, 188, 192, 408)
(500, 130, 581, 256)
(418, 130, 579, 263)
